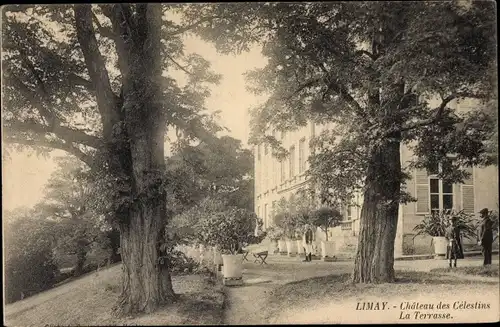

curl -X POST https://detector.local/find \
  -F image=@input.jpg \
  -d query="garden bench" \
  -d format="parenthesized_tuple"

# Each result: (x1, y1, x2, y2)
(253, 250, 268, 265)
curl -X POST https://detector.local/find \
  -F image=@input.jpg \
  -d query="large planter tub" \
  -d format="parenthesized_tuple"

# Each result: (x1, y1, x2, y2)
(433, 236, 448, 258)
(286, 240, 298, 256)
(222, 254, 244, 286)
(278, 240, 287, 255)
(321, 241, 336, 259)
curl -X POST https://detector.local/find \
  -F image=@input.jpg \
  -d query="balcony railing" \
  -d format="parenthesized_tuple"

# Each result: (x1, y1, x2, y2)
(341, 220, 353, 231)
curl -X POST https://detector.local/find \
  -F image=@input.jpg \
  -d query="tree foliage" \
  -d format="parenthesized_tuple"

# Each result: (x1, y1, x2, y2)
(311, 206, 343, 241)
(165, 135, 254, 215)
(4, 209, 59, 303)
(37, 156, 116, 274)
(183, 1, 497, 283)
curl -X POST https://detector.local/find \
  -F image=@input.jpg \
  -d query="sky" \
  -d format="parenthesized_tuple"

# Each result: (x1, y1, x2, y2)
(2, 32, 268, 212)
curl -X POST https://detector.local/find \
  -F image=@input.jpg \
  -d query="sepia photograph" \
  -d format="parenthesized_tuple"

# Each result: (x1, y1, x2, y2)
(2, 1, 499, 325)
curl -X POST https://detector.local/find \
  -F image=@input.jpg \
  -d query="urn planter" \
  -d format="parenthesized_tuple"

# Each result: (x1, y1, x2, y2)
(321, 241, 336, 259)
(222, 254, 244, 286)
(432, 236, 448, 258)
(296, 240, 305, 255)
(286, 240, 298, 256)
(278, 240, 287, 255)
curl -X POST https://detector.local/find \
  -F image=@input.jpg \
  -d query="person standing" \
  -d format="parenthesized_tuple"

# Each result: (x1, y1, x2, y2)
(479, 208, 493, 266)
(446, 216, 464, 268)
(303, 225, 314, 262)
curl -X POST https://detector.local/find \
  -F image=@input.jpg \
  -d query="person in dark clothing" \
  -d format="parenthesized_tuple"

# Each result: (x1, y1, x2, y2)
(446, 216, 464, 268)
(303, 225, 314, 262)
(479, 208, 493, 266)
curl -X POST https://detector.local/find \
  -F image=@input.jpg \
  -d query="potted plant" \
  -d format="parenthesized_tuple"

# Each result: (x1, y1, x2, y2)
(265, 225, 284, 254)
(272, 213, 288, 254)
(312, 206, 343, 260)
(413, 209, 477, 257)
(281, 212, 300, 256)
(196, 206, 258, 285)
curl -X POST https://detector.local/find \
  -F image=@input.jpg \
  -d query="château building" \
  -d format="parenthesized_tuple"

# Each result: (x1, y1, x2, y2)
(254, 97, 498, 258)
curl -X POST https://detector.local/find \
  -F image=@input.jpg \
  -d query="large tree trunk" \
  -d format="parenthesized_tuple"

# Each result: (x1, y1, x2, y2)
(113, 4, 176, 314)
(352, 139, 402, 283)
(74, 4, 175, 315)
(119, 205, 175, 313)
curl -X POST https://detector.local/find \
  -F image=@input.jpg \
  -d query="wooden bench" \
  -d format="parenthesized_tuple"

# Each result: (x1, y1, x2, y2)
(253, 251, 268, 265)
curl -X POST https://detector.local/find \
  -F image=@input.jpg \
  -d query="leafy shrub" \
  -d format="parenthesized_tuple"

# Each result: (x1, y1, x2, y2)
(196, 206, 259, 254)
(4, 212, 59, 303)
(265, 225, 285, 241)
(413, 209, 477, 239)
(5, 249, 59, 303)
(168, 249, 200, 275)
(311, 206, 343, 241)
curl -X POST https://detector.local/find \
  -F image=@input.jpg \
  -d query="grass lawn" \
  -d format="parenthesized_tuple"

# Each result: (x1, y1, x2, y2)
(430, 264, 499, 277)
(4, 264, 225, 326)
(263, 270, 499, 324)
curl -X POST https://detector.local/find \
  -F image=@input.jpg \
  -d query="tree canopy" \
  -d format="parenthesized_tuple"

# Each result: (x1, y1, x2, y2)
(183, 1, 497, 283)
(2, 4, 225, 168)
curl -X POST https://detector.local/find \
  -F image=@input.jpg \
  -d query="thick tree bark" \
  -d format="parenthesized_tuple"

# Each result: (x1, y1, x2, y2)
(74, 4, 176, 315)
(114, 4, 176, 314)
(352, 139, 401, 283)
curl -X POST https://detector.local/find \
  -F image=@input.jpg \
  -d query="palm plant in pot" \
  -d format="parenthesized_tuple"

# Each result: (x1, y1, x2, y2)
(196, 206, 258, 285)
(413, 209, 477, 257)
(312, 206, 343, 259)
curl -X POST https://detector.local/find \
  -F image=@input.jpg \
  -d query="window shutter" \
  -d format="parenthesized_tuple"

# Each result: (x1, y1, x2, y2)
(461, 167, 475, 214)
(415, 168, 429, 214)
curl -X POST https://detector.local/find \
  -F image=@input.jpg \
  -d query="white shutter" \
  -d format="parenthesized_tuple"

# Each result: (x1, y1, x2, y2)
(415, 168, 430, 214)
(461, 167, 475, 214)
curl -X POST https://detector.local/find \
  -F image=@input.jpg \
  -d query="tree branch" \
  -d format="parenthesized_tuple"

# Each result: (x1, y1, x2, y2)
(284, 77, 322, 101)
(91, 10, 115, 39)
(166, 54, 194, 75)
(74, 5, 120, 131)
(7, 136, 94, 168)
(6, 120, 103, 149)
(166, 16, 222, 36)
(396, 92, 487, 133)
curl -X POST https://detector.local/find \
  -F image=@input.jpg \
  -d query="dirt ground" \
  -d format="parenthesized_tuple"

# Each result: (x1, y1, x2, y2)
(223, 255, 499, 325)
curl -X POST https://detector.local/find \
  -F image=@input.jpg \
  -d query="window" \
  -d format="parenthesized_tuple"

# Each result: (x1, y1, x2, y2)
(272, 201, 276, 224)
(264, 144, 268, 155)
(264, 160, 268, 191)
(272, 159, 277, 188)
(299, 138, 306, 174)
(280, 159, 286, 182)
(346, 205, 353, 221)
(355, 194, 361, 219)
(310, 122, 316, 138)
(430, 177, 454, 212)
(289, 146, 296, 178)
(264, 204, 268, 229)
(416, 163, 455, 214)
